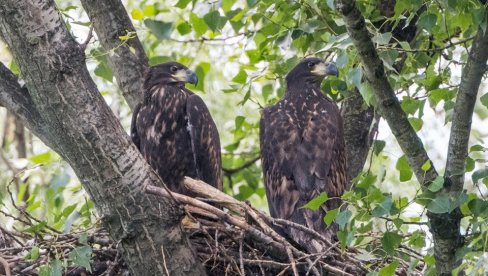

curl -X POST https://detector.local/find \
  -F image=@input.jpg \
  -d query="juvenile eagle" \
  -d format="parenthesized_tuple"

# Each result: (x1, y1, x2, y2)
(260, 58, 346, 253)
(131, 62, 222, 194)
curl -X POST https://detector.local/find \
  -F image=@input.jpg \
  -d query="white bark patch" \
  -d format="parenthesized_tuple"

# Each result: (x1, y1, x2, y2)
(22, 1, 62, 39)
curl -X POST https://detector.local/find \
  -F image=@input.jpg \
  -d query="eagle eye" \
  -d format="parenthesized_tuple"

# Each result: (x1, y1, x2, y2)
(307, 61, 315, 68)
(170, 66, 178, 72)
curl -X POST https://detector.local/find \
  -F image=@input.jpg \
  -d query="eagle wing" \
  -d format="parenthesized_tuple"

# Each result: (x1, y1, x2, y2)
(130, 103, 141, 150)
(260, 101, 346, 251)
(186, 94, 222, 190)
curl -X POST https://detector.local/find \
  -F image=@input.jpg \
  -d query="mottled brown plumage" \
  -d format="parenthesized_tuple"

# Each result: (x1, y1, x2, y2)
(131, 62, 222, 194)
(260, 58, 346, 253)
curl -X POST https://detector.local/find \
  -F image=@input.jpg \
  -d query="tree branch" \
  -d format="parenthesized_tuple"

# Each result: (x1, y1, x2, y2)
(428, 9, 488, 275)
(80, 0, 148, 110)
(0, 63, 60, 152)
(0, 0, 203, 274)
(445, 11, 488, 192)
(336, 0, 438, 185)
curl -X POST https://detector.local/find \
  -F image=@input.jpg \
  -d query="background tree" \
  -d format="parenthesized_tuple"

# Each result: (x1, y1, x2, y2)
(0, 0, 487, 275)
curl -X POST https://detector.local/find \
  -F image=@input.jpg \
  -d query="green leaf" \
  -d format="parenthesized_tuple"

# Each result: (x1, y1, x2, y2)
(408, 117, 423, 132)
(235, 116, 245, 130)
(203, 10, 227, 32)
(175, 0, 192, 9)
(237, 185, 254, 200)
(373, 140, 386, 156)
(190, 13, 208, 37)
(232, 69, 248, 84)
(418, 13, 437, 33)
(358, 81, 374, 105)
(472, 169, 488, 184)
(428, 176, 444, 192)
(24, 221, 47, 234)
(426, 194, 450, 214)
(68, 245, 92, 272)
(302, 192, 328, 211)
(176, 22, 192, 35)
(63, 204, 78, 217)
(421, 160, 431, 171)
(381, 231, 402, 255)
(144, 19, 174, 39)
(379, 260, 399, 276)
(79, 233, 89, 245)
(372, 195, 393, 217)
(468, 199, 488, 217)
(335, 210, 352, 230)
(94, 62, 113, 82)
(30, 151, 53, 164)
(395, 155, 412, 182)
(337, 230, 354, 249)
(28, 246, 40, 260)
(323, 208, 339, 226)
(347, 67, 362, 88)
(194, 62, 211, 91)
(480, 93, 488, 108)
(38, 259, 63, 276)
(131, 9, 144, 20)
(143, 5, 157, 16)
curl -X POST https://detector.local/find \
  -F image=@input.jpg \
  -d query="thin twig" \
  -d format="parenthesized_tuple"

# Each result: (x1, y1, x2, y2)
(0, 255, 11, 276)
(239, 232, 245, 276)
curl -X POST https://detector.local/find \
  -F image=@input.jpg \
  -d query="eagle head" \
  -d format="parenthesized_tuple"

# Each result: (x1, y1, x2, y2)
(285, 58, 338, 85)
(144, 61, 198, 90)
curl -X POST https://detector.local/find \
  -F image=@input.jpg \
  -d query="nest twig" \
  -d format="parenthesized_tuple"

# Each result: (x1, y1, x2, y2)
(0, 176, 424, 275)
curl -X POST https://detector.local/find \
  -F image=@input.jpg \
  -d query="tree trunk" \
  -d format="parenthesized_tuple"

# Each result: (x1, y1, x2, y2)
(0, 1, 204, 275)
(80, 0, 148, 110)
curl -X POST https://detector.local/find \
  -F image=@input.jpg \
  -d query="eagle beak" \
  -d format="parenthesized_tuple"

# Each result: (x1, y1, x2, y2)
(325, 62, 339, 77)
(186, 69, 198, 85)
(311, 62, 339, 77)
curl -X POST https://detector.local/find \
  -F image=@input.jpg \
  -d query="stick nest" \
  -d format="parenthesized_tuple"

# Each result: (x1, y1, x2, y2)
(0, 177, 423, 275)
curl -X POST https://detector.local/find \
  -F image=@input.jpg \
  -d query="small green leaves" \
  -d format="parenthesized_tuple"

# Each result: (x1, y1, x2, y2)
(358, 81, 375, 106)
(232, 69, 248, 84)
(472, 169, 488, 184)
(379, 260, 399, 276)
(372, 195, 393, 217)
(203, 10, 227, 32)
(68, 245, 92, 272)
(428, 176, 444, 192)
(323, 208, 339, 226)
(131, 9, 144, 20)
(426, 193, 450, 214)
(302, 192, 328, 210)
(144, 19, 174, 39)
(395, 155, 413, 182)
(94, 62, 113, 82)
(30, 151, 53, 164)
(421, 160, 431, 171)
(335, 210, 352, 230)
(190, 13, 208, 37)
(381, 231, 402, 255)
(480, 93, 488, 108)
(417, 13, 437, 33)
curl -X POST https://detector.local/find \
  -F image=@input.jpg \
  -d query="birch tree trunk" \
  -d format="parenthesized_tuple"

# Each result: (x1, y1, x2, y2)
(0, 1, 204, 275)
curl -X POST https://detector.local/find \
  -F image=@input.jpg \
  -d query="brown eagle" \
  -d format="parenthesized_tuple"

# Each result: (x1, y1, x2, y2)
(131, 62, 222, 194)
(260, 58, 346, 253)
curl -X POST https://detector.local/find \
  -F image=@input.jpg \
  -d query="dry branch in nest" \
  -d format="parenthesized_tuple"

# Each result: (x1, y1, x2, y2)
(146, 177, 422, 276)
(0, 176, 423, 275)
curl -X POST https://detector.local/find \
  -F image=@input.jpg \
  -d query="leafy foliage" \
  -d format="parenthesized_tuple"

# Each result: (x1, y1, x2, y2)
(1, 0, 488, 274)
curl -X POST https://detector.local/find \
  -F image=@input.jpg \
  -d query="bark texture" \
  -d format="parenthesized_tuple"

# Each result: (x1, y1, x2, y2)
(0, 63, 59, 152)
(341, 91, 376, 181)
(337, 0, 488, 274)
(429, 9, 488, 275)
(0, 1, 204, 275)
(336, 0, 438, 186)
(80, 0, 148, 110)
